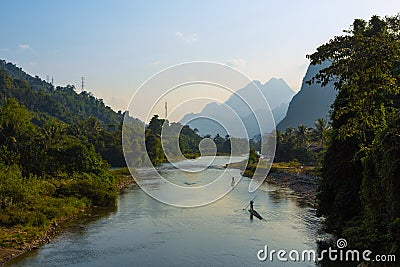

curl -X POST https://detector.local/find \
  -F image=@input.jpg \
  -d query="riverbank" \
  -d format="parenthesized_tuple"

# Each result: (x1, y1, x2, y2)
(0, 211, 84, 266)
(227, 159, 321, 207)
(265, 171, 320, 207)
(0, 170, 136, 267)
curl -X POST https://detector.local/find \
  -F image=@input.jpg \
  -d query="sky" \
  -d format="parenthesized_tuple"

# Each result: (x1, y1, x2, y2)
(1, 0, 400, 122)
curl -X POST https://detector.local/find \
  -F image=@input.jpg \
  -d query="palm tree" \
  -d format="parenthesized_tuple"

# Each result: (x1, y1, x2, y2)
(283, 127, 295, 144)
(313, 118, 329, 147)
(40, 119, 66, 149)
(296, 125, 309, 147)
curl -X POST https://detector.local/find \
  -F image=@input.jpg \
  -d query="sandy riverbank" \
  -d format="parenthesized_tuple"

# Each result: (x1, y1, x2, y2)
(265, 171, 320, 207)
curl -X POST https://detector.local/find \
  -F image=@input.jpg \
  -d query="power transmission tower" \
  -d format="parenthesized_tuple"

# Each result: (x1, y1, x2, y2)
(81, 77, 85, 92)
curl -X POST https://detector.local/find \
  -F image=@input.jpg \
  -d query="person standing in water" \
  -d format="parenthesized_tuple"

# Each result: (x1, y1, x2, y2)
(250, 200, 254, 211)
(231, 177, 235, 187)
(248, 200, 263, 220)
(249, 200, 254, 220)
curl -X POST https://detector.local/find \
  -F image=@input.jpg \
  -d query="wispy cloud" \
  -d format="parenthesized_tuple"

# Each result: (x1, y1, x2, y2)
(226, 58, 247, 69)
(19, 44, 30, 50)
(175, 32, 197, 43)
(0, 48, 9, 52)
(149, 61, 161, 66)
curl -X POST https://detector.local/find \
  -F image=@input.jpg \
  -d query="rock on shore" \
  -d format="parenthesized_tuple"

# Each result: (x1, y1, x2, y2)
(265, 172, 320, 207)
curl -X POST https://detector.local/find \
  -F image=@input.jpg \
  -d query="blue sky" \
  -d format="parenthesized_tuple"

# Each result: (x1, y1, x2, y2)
(1, 1, 400, 121)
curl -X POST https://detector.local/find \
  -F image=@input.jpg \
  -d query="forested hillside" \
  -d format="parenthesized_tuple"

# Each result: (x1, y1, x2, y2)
(0, 61, 147, 167)
(0, 60, 124, 127)
(0, 60, 53, 92)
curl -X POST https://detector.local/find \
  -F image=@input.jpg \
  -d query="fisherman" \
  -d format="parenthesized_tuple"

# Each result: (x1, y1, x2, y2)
(231, 176, 235, 187)
(249, 200, 254, 220)
(248, 200, 263, 220)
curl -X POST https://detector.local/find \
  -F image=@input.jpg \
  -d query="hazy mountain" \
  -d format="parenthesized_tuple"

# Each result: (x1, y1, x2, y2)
(180, 78, 295, 138)
(277, 62, 336, 130)
(224, 78, 294, 111)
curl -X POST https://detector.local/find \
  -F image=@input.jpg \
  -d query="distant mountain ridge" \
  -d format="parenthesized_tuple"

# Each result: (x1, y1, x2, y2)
(224, 78, 294, 110)
(180, 78, 295, 138)
(277, 62, 336, 130)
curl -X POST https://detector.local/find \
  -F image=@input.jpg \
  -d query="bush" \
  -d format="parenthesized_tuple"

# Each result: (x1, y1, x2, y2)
(55, 173, 117, 207)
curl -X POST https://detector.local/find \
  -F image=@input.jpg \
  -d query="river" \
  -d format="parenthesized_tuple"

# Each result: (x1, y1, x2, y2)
(8, 156, 326, 267)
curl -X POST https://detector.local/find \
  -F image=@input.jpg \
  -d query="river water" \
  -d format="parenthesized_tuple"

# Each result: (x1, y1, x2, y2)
(9, 156, 326, 267)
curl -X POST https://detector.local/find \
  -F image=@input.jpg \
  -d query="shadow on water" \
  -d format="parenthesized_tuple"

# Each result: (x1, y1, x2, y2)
(5, 191, 125, 267)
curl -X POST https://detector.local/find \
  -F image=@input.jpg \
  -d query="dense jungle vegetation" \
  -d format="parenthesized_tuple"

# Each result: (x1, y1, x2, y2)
(307, 15, 400, 256)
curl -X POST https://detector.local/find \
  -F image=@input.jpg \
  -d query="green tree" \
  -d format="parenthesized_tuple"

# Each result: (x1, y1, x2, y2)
(295, 125, 309, 147)
(307, 15, 400, 253)
(145, 115, 166, 165)
(39, 118, 67, 149)
(0, 99, 35, 169)
(213, 134, 225, 153)
(0, 98, 33, 148)
(222, 135, 231, 154)
(312, 118, 329, 147)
